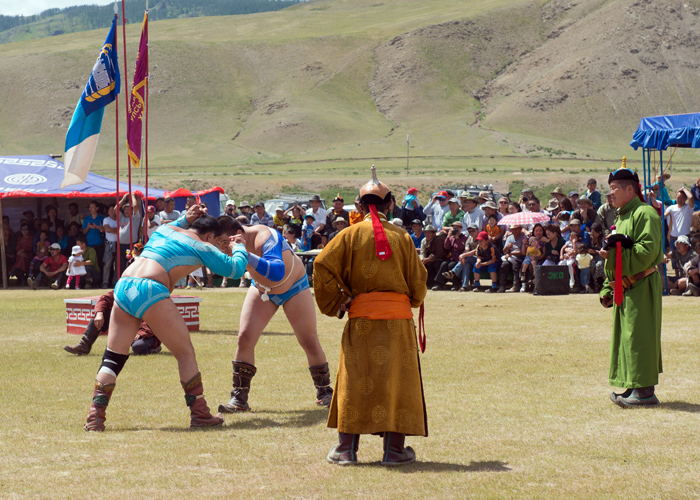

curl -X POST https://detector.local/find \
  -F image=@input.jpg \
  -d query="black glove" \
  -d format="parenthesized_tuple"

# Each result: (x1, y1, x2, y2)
(602, 233, 633, 250)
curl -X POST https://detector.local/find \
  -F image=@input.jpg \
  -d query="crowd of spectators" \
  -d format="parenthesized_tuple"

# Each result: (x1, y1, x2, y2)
(4, 174, 699, 295)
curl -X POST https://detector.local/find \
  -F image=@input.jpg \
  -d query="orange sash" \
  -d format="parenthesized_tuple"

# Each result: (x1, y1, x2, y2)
(348, 292, 413, 320)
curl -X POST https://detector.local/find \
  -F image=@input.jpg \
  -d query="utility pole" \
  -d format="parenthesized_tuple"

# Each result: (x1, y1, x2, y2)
(406, 134, 410, 176)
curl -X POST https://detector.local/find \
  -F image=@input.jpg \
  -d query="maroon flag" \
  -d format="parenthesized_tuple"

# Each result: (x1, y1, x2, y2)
(127, 11, 148, 168)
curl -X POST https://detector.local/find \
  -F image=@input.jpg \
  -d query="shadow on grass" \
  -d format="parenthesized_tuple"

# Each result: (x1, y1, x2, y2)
(261, 331, 295, 337)
(194, 329, 237, 336)
(661, 401, 700, 413)
(357, 460, 511, 473)
(228, 408, 329, 429)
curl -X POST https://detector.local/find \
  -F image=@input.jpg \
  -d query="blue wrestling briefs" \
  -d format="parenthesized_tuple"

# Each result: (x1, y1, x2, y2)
(253, 274, 309, 306)
(114, 277, 171, 319)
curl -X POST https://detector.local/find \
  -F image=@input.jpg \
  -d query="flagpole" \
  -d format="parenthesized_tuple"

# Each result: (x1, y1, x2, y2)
(144, 7, 150, 243)
(113, 4, 121, 279)
(0, 199, 8, 290)
(120, 0, 134, 254)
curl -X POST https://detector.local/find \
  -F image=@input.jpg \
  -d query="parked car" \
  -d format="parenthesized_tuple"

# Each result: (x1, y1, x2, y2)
(264, 192, 326, 216)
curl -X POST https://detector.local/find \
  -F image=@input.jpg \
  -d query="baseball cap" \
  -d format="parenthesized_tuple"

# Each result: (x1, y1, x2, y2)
(437, 190, 449, 199)
(476, 231, 489, 240)
(568, 191, 579, 197)
(411, 219, 422, 225)
(50, 243, 61, 250)
(225, 200, 236, 207)
(569, 218, 582, 226)
(448, 197, 460, 204)
(254, 202, 264, 208)
(147, 205, 156, 213)
(407, 187, 419, 195)
(276, 204, 285, 211)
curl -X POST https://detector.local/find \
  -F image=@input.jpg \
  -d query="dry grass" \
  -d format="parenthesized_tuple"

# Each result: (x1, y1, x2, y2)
(1, 287, 699, 499)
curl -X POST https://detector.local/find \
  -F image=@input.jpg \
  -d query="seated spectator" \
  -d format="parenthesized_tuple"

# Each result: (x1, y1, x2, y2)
(223, 200, 238, 219)
(33, 219, 56, 249)
(3, 223, 17, 283)
(545, 198, 559, 218)
(572, 196, 600, 231)
(348, 196, 364, 225)
(588, 223, 606, 291)
(519, 188, 534, 211)
(541, 224, 565, 266)
(497, 197, 510, 217)
(499, 224, 527, 292)
(306, 195, 327, 247)
(575, 242, 594, 293)
(328, 217, 348, 242)
(63, 291, 161, 355)
(421, 224, 448, 288)
(557, 212, 571, 239)
(238, 200, 252, 218)
(400, 190, 425, 228)
(443, 224, 479, 291)
(472, 231, 500, 293)
(442, 198, 465, 229)
(666, 235, 698, 295)
(273, 205, 286, 231)
(284, 226, 302, 252)
(27, 230, 51, 281)
(568, 191, 579, 210)
(410, 220, 424, 249)
(28, 243, 67, 289)
(558, 197, 574, 214)
(567, 219, 590, 246)
(485, 213, 502, 246)
(236, 214, 250, 225)
(432, 221, 467, 291)
(508, 202, 522, 214)
(154, 196, 166, 214)
(55, 225, 69, 256)
(11, 223, 33, 286)
(550, 187, 567, 203)
(325, 195, 350, 234)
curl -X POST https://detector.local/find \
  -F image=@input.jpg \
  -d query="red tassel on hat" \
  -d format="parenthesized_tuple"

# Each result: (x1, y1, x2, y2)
(368, 205, 392, 260)
(611, 225, 623, 307)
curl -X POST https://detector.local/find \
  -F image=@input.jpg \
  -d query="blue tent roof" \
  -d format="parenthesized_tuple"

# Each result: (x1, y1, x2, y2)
(0, 155, 166, 199)
(630, 113, 700, 151)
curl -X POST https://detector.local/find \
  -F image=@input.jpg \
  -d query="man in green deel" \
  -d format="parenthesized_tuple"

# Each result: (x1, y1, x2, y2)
(599, 158, 663, 408)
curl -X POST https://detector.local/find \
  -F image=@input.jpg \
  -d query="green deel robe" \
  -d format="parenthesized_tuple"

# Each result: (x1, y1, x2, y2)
(599, 196, 663, 388)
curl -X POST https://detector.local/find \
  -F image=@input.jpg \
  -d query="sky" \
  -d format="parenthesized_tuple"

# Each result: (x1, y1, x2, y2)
(0, 1, 115, 17)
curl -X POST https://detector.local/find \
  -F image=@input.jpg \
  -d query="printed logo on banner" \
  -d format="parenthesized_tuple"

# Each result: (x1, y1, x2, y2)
(4, 173, 48, 186)
(0, 158, 61, 168)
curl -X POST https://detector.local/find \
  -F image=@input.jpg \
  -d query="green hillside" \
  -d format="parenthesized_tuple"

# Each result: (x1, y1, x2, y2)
(1, 0, 700, 195)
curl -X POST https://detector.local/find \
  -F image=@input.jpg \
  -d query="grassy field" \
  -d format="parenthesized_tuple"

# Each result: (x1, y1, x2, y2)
(1, 287, 699, 499)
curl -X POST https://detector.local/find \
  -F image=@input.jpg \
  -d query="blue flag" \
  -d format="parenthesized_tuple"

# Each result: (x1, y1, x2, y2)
(62, 18, 120, 188)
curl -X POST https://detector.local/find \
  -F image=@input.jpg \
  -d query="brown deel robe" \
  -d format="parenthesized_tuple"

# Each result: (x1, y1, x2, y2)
(313, 214, 428, 436)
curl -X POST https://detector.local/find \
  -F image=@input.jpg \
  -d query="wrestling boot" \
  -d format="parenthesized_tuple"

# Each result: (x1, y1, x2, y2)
(609, 388, 633, 404)
(182, 372, 224, 428)
(615, 386, 660, 408)
(218, 361, 256, 413)
(327, 432, 360, 465)
(84, 380, 116, 431)
(381, 432, 416, 466)
(309, 362, 334, 407)
(63, 336, 92, 355)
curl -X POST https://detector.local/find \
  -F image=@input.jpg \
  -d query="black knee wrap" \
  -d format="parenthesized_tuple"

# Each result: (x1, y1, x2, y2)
(97, 348, 130, 377)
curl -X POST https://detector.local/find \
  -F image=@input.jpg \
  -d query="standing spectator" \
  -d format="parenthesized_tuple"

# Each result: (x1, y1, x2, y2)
(64, 244, 87, 290)
(576, 243, 594, 293)
(432, 221, 467, 291)
(56, 225, 69, 256)
(284, 227, 302, 252)
(423, 191, 450, 231)
(600, 166, 663, 408)
(116, 194, 142, 278)
(145, 205, 161, 239)
(550, 187, 567, 203)
(45, 205, 64, 236)
(653, 173, 673, 207)
(508, 202, 521, 214)
(238, 201, 252, 218)
(285, 205, 304, 237)
(306, 195, 327, 248)
(159, 197, 180, 224)
(325, 195, 350, 235)
(3, 222, 17, 283)
(421, 224, 447, 288)
(498, 224, 527, 292)
(154, 197, 166, 214)
(301, 214, 316, 251)
(273, 205, 286, 230)
(185, 195, 197, 210)
(597, 191, 616, 234)
(691, 177, 700, 212)
(497, 197, 510, 217)
(82, 200, 105, 266)
(410, 220, 424, 249)
(519, 236, 542, 292)
(400, 190, 425, 228)
(250, 202, 274, 227)
(568, 191, 579, 210)
(102, 205, 119, 288)
(460, 195, 485, 232)
(545, 198, 559, 218)
(63, 202, 83, 227)
(585, 179, 602, 209)
(665, 188, 693, 247)
(442, 198, 464, 229)
(29, 243, 67, 289)
(224, 200, 238, 218)
(519, 188, 534, 211)
(572, 196, 601, 232)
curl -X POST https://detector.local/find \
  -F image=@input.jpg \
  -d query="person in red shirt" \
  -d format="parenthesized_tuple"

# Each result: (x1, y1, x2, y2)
(28, 243, 68, 289)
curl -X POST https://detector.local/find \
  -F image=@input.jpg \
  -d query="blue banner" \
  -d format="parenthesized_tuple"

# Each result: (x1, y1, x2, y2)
(80, 17, 121, 117)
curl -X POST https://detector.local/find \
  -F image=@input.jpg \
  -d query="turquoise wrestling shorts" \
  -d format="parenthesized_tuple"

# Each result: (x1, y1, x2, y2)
(252, 274, 310, 306)
(113, 277, 171, 319)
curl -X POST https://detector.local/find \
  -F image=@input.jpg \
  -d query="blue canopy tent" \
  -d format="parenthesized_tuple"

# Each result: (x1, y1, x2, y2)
(0, 155, 166, 288)
(629, 113, 700, 292)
